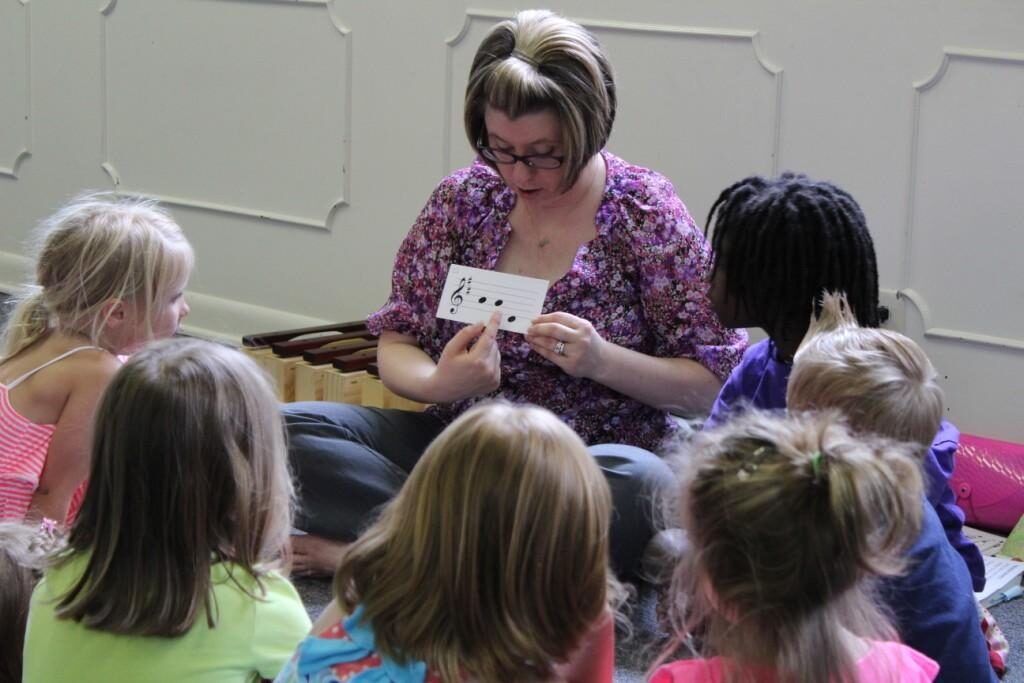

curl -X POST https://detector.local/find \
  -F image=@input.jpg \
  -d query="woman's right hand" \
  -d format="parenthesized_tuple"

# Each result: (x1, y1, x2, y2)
(426, 311, 502, 403)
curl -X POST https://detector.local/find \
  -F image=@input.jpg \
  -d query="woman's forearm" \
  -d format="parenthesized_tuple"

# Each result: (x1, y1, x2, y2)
(376, 333, 442, 403)
(377, 317, 501, 405)
(590, 343, 723, 416)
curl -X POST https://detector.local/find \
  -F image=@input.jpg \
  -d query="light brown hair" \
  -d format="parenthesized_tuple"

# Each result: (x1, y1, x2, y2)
(0, 192, 193, 360)
(788, 292, 944, 448)
(334, 402, 614, 683)
(660, 410, 923, 683)
(54, 338, 293, 636)
(464, 9, 616, 190)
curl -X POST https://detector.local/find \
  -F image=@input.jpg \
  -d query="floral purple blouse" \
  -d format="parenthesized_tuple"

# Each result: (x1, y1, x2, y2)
(367, 151, 747, 451)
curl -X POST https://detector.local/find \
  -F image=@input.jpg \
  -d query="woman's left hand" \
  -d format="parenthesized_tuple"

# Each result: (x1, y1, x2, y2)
(526, 312, 607, 379)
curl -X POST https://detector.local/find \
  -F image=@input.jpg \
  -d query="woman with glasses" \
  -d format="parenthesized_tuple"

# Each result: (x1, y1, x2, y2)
(284, 9, 746, 579)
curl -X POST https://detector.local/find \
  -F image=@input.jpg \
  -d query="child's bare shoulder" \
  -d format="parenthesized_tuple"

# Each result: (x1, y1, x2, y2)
(44, 350, 121, 423)
(61, 348, 121, 387)
(0, 343, 118, 424)
(30, 346, 121, 401)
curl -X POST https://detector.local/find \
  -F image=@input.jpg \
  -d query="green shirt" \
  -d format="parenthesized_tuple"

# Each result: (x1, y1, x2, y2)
(24, 555, 311, 682)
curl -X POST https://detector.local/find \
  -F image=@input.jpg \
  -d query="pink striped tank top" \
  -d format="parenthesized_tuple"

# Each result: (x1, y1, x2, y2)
(0, 346, 98, 524)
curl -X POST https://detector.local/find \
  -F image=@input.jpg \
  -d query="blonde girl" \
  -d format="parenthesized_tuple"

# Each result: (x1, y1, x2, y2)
(652, 411, 939, 683)
(278, 402, 619, 683)
(0, 192, 192, 525)
(23, 338, 311, 682)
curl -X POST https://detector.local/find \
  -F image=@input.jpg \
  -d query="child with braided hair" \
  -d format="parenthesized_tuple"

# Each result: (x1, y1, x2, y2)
(652, 410, 938, 683)
(702, 172, 984, 594)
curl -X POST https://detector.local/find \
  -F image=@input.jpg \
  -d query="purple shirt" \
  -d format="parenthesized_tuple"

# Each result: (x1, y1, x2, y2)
(707, 338, 986, 591)
(368, 152, 747, 451)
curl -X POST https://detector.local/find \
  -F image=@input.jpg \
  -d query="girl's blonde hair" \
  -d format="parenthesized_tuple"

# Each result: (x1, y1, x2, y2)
(789, 292, 944, 448)
(1, 192, 193, 359)
(334, 401, 614, 683)
(54, 338, 293, 636)
(465, 9, 616, 191)
(661, 410, 923, 683)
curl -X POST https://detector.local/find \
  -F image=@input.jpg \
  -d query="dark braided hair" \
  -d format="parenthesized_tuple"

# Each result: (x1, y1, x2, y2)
(706, 172, 879, 338)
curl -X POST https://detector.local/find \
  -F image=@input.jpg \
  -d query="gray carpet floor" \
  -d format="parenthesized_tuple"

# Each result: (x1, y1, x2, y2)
(295, 576, 1024, 681)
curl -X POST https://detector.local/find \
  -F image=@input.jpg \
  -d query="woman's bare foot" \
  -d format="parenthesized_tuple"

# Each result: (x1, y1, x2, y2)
(289, 534, 348, 577)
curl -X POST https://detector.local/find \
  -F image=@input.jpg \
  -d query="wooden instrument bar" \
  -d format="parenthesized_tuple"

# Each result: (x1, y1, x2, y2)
(241, 321, 427, 412)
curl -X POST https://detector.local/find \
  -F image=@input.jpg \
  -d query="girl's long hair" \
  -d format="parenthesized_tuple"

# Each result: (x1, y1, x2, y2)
(334, 402, 615, 683)
(54, 338, 294, 636)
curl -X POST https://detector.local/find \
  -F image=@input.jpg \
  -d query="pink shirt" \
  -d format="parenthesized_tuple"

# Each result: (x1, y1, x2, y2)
(0, 346, 98, 523)
(0, 383, 58, 521)
(651, 641, 939, 683)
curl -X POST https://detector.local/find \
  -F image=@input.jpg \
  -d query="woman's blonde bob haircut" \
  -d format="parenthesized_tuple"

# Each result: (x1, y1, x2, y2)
(333, 401, 614, 683)
(464, 9, 616, 191)
(1, 192, 193, 359)
(661, 410, 923, 683)
(54, 338, 294, 636)
(789, 292, 944, 449)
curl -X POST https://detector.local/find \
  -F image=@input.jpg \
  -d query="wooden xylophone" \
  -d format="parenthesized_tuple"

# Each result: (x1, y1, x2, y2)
(241, 321, 428, 411)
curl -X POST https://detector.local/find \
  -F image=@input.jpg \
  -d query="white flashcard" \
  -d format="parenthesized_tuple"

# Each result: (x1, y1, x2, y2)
(436, 264, 549, 334)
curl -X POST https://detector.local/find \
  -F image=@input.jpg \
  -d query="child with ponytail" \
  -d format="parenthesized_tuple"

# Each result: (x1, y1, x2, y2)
(653, 410, 938, 683)
(0, 192, 192, 524)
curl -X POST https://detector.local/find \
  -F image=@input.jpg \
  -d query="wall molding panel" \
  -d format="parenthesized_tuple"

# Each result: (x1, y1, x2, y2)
(903, 47, 1024, 352)
(177, 289, 332, 346)
(898, 289, 1024, 353)
(0, 248, 330, 347)
(99, 0, 352, 230)
(0, 0, 32, 179)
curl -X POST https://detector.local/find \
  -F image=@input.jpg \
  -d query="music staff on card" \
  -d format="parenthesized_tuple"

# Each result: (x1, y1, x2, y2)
(438, 265, 549, 334)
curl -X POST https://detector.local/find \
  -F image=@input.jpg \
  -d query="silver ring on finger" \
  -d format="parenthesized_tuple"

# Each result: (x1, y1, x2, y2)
(554, 340, 567, 356)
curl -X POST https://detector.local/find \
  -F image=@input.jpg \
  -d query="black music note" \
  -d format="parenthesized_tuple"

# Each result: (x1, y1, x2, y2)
(476, 296, 504, 306)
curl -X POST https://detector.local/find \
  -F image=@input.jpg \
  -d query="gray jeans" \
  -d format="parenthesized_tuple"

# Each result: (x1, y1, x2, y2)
(283, 401, 673, 579)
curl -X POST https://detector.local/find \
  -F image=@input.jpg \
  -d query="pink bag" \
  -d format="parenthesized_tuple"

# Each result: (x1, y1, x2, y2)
(952, 433, 1024, 534)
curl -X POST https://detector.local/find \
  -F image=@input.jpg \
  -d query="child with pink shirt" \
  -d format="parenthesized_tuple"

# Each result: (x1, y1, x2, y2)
(651, 409, 938, 683)
(0, 192, 192, 525)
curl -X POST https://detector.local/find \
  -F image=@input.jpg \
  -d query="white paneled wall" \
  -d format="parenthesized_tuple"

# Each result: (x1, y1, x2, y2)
(100, 0, 351, 229)
(0, 0, 30, 179)
(1, 0, 1022, 440)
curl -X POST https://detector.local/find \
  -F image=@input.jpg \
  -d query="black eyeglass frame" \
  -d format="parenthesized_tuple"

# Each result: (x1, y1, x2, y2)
(476, 144, 564, 170)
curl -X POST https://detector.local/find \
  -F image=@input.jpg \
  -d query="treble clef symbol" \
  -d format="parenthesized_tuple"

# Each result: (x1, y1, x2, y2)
(449, 277, 467, 313)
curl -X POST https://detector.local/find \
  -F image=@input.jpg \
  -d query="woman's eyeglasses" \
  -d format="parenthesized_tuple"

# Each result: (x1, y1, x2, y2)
(477, 145, 564, 169)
